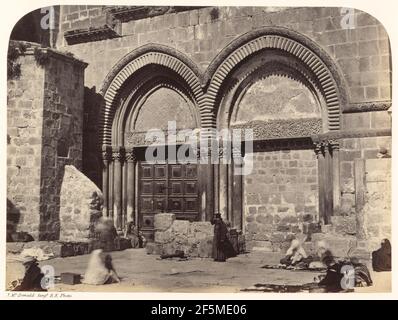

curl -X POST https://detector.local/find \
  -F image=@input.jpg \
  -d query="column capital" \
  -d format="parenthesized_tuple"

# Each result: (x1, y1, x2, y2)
(313, 141, 324, 156)
(125, 148, 137, 162)
(112, 147, 125, 162)
(101, 145, 112, 162)
(328, 139, 340, 150)
(232, 146, 242, 159)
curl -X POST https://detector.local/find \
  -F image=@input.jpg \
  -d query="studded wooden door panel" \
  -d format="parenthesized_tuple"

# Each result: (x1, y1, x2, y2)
(138, 162, 199, 242)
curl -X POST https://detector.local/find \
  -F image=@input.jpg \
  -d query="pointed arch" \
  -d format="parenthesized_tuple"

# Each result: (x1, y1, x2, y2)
(99, 44, 205, 146)
(204, 27, 348, 131)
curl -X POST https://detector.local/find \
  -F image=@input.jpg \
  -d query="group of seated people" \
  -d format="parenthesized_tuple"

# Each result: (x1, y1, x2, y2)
(279, 237, 391, 292)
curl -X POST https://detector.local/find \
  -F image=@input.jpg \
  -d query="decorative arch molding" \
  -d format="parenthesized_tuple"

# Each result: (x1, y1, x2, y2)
(99, 44, 205, 146)
(205, 27, 348, 131)
(111, 70, 200, 146)
(217, 51, 327, 132)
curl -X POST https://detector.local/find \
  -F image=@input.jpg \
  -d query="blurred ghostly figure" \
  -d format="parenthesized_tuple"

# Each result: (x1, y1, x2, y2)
(83, 249, 120, 285)
(372, 239, 391, 272)
(95, 217, 118, 252)
(280, 239, 307, 266)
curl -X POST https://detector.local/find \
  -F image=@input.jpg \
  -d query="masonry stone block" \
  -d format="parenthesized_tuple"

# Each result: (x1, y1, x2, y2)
(154, 213, 176, 231)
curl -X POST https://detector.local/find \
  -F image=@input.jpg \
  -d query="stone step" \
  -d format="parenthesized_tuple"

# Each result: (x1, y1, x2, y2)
(303, 233, 372, 260)
(246, 240, 274, 252)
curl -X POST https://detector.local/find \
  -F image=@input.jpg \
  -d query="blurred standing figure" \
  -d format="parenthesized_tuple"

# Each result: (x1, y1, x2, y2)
(95, 217, 118, 252)
(83, 249, 121, 285)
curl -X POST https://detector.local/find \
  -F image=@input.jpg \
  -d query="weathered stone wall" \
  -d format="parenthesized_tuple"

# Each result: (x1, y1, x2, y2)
(59, 165, 104, 241)
(38, 48, 86, 240)
(362, 158, 391, 250)
(244, 149, 318, 251)
(7, 53, 45, 239)
(147, 213, 214, 257)
(57, 6, 391, 105)
(7, 42, 87, 241)
(339, 135, 391, 219)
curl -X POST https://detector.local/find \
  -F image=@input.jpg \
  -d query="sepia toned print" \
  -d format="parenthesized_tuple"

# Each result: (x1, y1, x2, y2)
(6, 5, 391, 293)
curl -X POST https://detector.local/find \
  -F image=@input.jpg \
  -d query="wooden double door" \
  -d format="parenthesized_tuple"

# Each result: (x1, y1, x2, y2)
(138, 162, 199, 242)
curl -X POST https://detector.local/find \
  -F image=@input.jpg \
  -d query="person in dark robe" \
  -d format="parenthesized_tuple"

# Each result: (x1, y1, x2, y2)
(317, 252, 344, 292)
(372, 239, 391, 272)
(13, 256, 46, 291)
(124, 221, 142, 248)
(212, 213, 229, 262)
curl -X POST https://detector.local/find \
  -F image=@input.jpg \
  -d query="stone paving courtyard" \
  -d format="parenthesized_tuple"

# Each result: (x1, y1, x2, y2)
(6, 249, 390, 293)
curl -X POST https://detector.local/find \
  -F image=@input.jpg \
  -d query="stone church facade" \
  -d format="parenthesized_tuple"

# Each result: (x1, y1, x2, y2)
(7, 6, 391, 255)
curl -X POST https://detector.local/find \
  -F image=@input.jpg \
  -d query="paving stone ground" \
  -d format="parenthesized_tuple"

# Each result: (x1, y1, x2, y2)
(7, 249, 388, 293)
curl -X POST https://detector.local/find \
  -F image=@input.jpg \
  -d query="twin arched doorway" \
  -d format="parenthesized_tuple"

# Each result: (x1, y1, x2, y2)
(99, 27, 346, 244)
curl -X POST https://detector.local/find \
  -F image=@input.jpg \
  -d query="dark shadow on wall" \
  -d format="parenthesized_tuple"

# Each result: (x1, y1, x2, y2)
(82, 86, 103, 188)
(7, 198, 21, 241)
(38, 145, 66, 241)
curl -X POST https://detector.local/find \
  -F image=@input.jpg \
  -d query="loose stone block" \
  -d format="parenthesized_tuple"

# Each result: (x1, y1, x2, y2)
(154, 213, 176, 231)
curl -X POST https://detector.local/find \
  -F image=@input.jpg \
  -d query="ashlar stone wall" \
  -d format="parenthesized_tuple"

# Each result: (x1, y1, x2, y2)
(57, 6, 391, 106)
(244, 149, 319, 251)
(147, 213, 214, 257)
(7, 51, 46, 240)
(7, 42, 87, 240)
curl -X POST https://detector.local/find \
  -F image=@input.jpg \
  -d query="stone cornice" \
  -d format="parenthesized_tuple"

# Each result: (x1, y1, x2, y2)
(9, 40, 88, 68)
(311, 128, 391, 141)
(104, 6, 168, 23)
(104, 6, 206, 23)
(64, 24, 121, 45)
(343, 101, 392, 113)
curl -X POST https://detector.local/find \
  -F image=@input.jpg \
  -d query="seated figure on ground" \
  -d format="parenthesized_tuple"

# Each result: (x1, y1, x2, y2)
(124, 221, 146, 249)
(372, 238, 391, 272)
(308, 240, 330, 269)
(280, 239, 308, 266)
(13, 256, 47, 291)
(83, 249, 121, 285)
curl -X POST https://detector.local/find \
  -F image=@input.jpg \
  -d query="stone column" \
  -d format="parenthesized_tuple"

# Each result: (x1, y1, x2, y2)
(214, 162, 219, 215)
(122, 157, 127, 231)
(330, 140, 341, 215)
(354, 158, 366, 239)
(324, 141, 333, 224)
(219, 146, 228, 221)
(108, 160, 114, 220)
(113, 147, 125, 230)
(101, 145, 111, 217)
(204, 146, 214, 222)
(126, 148, 136, 225)
(314, 141, 326, 224)
(232, 146, 243, 230)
